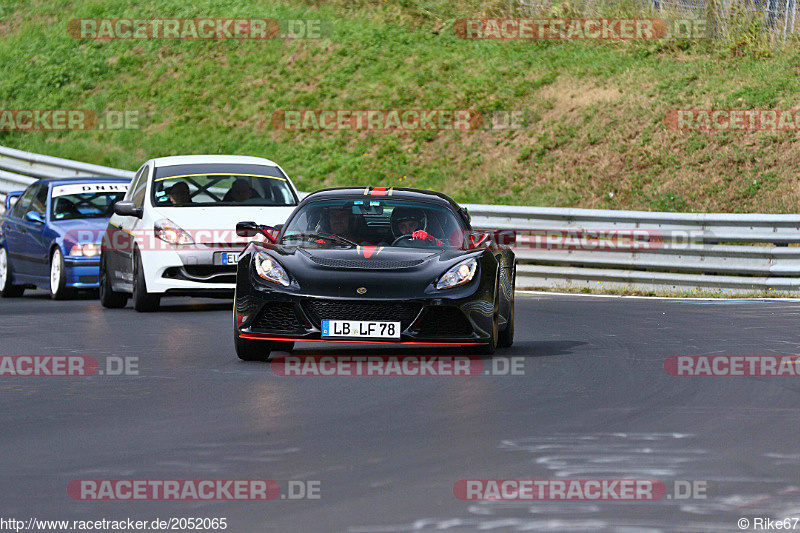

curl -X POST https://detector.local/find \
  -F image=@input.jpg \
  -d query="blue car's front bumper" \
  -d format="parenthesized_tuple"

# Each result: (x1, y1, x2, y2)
(64, 257, 101, 288)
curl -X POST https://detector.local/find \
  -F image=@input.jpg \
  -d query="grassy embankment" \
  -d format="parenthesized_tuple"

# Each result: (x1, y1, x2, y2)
(1, 0, 799, 212)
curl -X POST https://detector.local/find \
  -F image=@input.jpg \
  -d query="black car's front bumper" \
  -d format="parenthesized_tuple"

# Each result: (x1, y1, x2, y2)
(235, 281, 496, 346)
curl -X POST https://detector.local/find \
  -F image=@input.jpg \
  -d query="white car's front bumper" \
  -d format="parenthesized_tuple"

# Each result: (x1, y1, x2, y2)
(141, 244, 241, 295)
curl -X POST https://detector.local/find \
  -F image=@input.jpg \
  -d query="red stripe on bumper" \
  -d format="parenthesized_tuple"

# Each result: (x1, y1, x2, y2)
(239, 334, 487, 346)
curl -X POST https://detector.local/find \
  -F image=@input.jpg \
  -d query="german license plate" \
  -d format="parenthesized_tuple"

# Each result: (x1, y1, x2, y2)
(322, 320, 400, 339)
(221, 252, 240, 265)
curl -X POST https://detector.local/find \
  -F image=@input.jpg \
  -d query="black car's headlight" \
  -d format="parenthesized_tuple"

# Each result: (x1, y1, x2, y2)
(436, 257, 478, 290)
(254, 252, 290, 286)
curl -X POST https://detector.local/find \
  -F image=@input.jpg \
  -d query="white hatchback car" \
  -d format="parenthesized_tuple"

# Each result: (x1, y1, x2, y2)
(99, 155, 299, 311)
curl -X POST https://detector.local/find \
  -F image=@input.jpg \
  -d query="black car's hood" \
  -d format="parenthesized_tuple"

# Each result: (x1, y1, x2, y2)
(260, 244, 481, 299)
(297, 245, 444, 268)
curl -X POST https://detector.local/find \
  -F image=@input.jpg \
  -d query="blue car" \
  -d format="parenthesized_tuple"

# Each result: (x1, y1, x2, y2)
(0, 177, 130, 299)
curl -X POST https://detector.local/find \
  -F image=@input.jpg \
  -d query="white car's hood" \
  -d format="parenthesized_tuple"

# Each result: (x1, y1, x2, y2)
(150, 206, 295, 232)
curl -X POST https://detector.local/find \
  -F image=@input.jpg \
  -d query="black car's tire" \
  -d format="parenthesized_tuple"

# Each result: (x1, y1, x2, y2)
(0, 245, 25, 297)
(234, 312, 272, 361)
(497, 271, 515, 348)
(99, 255, 128, 309)
(466, 279, 500, 356)
(49, 248, 73, 300)
(497, 301, 514, 348)
(471, 319, 497, 356)
(235, 335, 273, 361)
(132, 249, 160, 312)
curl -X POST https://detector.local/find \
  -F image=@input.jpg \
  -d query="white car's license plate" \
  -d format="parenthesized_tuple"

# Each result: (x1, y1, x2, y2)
(322, 320, 401, 339)
(222, 252, 240, 265)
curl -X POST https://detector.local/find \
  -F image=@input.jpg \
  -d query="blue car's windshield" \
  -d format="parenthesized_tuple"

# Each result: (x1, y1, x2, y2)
(50, 183, 129, 221)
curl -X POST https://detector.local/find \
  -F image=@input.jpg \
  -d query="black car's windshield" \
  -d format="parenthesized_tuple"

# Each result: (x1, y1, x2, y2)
(151, 164, 296, 207)
(50, 182, 129, 220)
(281, 198, 466, 249)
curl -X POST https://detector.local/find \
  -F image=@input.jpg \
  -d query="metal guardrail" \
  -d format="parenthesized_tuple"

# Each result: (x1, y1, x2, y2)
(1, 145, 797, 294)
(464, 204, 800, 293)
(0, 145, 135, 209)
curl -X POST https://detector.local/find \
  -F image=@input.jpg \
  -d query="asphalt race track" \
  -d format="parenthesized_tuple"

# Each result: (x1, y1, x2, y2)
(2, 292, 800, 532)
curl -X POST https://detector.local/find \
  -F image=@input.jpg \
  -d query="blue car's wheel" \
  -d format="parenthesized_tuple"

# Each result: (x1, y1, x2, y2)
(0, 246, 25, 297)
(49, 248, 72, 300)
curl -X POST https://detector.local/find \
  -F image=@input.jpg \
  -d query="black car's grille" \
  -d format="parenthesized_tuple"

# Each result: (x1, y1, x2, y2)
(415, 307, 474, 337)
(301, 300, 422, 330)
(309, 256, 426, 270)
(251, 302, 305, 333)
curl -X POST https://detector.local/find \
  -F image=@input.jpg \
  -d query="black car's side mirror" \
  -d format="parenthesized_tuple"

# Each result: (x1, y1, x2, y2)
(113, 201, 143, 218)
(236, 221, 277, 243)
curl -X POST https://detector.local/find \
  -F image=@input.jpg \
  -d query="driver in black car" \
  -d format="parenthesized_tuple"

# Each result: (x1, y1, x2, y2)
(315, 205, 363, 244)
(390, 207, 444, 246)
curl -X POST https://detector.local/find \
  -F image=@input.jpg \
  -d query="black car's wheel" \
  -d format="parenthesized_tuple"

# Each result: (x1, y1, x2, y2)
(132, 249, 160, 312)
(49, 248, 73, 300)
(99, 254, 128, 309)
(235, 334, 273, 361)
(467, 289, 498, 356)
(497, 269, 515, 348)
(472, 316, 497, 356)
(234, 307, 272, 361)
(0, 246, 25, 297)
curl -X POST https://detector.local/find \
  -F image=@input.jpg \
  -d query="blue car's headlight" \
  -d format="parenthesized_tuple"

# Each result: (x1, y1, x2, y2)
(69, 243, 99, 257)
(254, 252, 289, 286)
(436, 257, 478, 290)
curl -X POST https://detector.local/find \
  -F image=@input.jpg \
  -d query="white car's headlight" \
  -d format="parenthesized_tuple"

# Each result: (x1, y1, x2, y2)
(436, 257, 478, 290)
(254, 252, 290, 286)
(154, 219, 194, 245)
(68, 243, 99, 257)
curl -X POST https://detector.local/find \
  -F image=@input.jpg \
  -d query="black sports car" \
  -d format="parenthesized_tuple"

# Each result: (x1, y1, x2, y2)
(233, 187, 515, 360)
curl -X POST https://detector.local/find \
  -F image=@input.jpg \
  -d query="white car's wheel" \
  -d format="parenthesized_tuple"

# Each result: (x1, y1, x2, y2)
(50, 248, 71, 300)
(99, 254, 128, 308)
(132, 249, 160, 312)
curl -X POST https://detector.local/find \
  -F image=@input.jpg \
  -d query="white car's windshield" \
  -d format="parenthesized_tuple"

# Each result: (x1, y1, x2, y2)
(151, 164, 297, 207)
(281, 198, 466, 249)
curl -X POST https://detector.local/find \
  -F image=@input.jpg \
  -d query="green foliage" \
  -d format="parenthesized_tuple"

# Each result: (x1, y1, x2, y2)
(1, 0, 799, 212)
